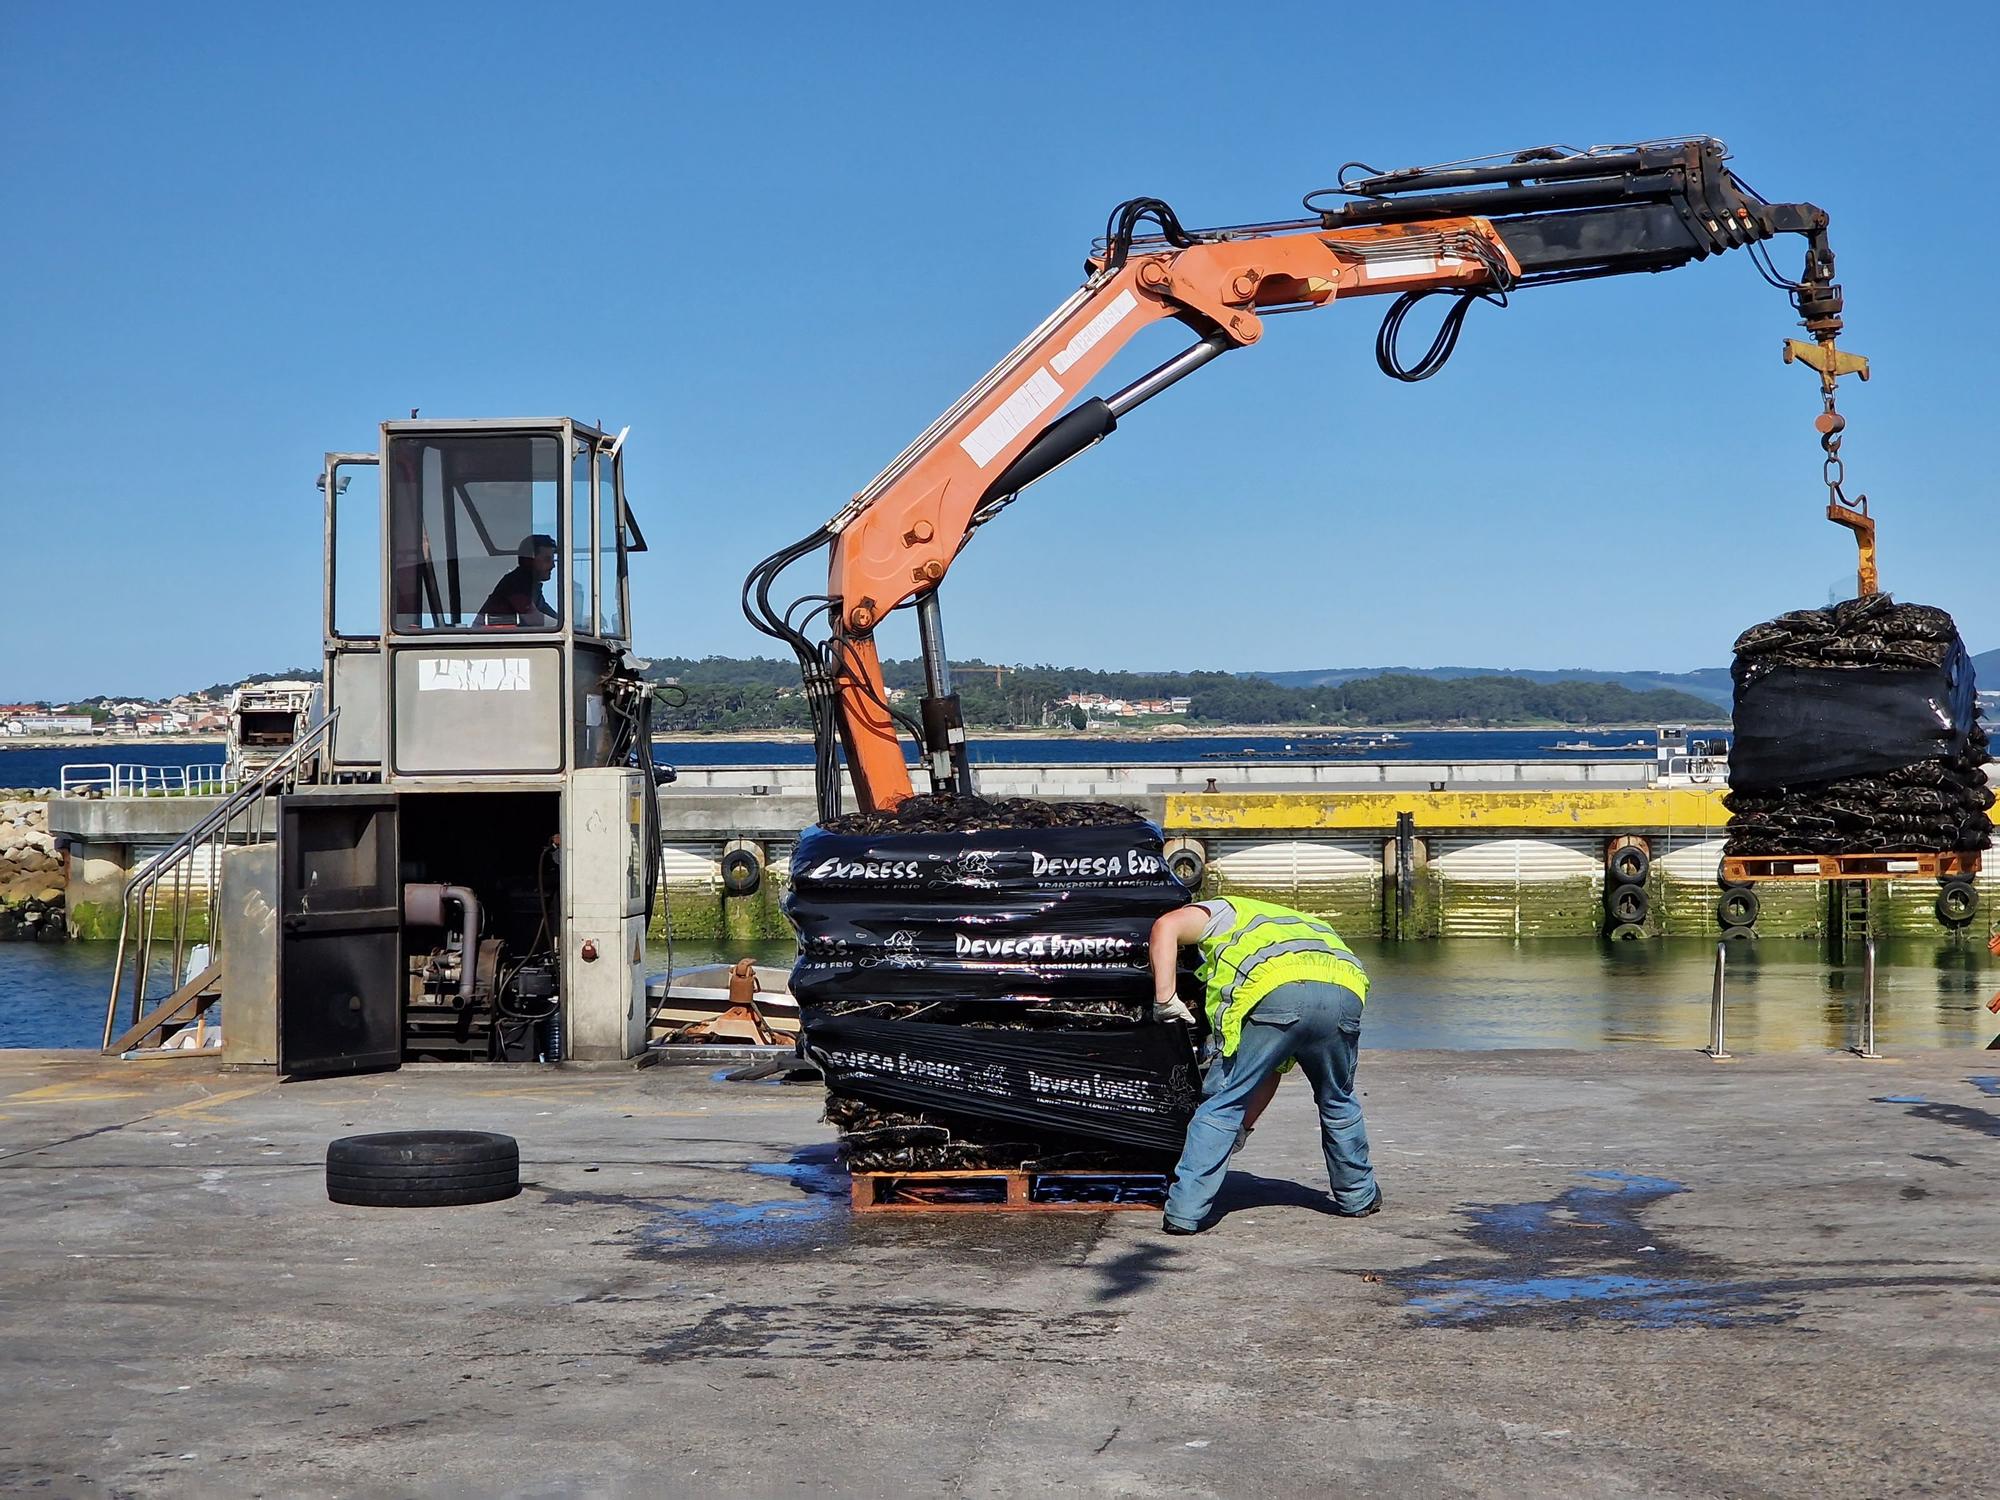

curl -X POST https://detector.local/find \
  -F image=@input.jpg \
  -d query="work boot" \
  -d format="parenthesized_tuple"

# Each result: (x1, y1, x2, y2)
(1162, 1215, 1202, 1236)
(1333, 1187, 1383, 1218)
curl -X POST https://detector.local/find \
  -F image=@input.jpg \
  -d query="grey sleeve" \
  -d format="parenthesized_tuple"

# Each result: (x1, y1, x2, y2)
(1195, 899, 1235, 942)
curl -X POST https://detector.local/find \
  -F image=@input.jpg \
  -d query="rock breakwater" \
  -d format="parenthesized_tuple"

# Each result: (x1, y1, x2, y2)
(1, 799, 67, 940)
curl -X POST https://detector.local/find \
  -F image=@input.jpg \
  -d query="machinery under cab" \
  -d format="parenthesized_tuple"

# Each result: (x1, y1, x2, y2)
(249, 418, 670, 1076)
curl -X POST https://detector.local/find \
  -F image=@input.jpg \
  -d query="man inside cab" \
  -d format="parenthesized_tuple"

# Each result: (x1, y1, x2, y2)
(477, 533, 559, 627)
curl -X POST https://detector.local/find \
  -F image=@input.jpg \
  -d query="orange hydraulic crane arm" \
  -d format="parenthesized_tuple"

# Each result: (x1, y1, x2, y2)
(744, 138, 1856, 818)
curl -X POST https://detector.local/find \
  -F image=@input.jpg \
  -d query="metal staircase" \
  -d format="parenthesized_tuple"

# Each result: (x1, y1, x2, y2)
(101, 713, 337, 1055)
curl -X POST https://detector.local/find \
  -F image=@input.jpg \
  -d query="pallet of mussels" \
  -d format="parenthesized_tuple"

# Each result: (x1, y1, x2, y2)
(785, 796, 1201, 1210)
(1721, 596, 1991, 929)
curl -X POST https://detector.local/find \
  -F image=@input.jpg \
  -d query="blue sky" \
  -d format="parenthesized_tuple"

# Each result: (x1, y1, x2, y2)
(2, 2, 1993, 700)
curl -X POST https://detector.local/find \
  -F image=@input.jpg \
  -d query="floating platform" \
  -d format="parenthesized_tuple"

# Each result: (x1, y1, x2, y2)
(849, 1166, 1168, 1213)
(1721, 851, 1983, 884)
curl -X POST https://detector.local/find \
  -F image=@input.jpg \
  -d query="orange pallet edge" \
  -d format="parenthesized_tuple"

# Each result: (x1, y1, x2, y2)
(849, 1168, 1168, 1214)
(1720, 851, 1983, 883)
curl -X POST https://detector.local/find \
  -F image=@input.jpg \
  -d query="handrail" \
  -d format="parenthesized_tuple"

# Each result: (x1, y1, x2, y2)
(1702, 940, 1731, 1059)
(1849, 937, 1881, 1059)
(59, 762, 235, 798)
(102, 711, 338, 1052)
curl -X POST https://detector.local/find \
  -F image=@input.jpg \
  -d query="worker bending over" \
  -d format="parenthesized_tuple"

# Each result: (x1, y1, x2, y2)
(1151, 896, 1380, 1234)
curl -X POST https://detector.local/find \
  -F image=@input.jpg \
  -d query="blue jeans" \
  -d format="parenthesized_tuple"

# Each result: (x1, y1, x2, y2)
(1163, 979, 1375, 1228)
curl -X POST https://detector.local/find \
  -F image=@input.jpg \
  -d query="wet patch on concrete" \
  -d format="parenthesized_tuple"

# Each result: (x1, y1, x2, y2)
(1381, 1166, 2000, 1332)
(640, 1300, 1120, 1363)
(1875, 1095, 2000, 1140)
(539, 1144, 850, 1257)
(1383, 1170, 1794, 1330)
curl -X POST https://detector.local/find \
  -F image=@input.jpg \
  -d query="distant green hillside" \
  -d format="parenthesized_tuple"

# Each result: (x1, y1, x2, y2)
(640, 656, 1718, 732)
(1251, 664, 1736, 709)
(1254, 643, 1994, 710)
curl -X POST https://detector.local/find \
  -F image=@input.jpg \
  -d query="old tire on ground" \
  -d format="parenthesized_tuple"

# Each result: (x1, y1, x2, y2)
(1166, 848, 1206, 890)
(720, 849, 762, 897)
(1606, 922, 1648, 942)
(326, 1130, 520, 1207)
(1716, 888, 1760, 929)
(1606, 883, 1648, 925)
(1608, 846, 1650, 885)
(1935, 880, 1978, 929)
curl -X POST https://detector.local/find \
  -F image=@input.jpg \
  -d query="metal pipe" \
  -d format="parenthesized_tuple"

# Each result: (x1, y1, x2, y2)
(916, 590, 953, 702)
(404, 882, 482, 1001)
(1852, 938, 1881, 1058)
(1105, 331, 1234, 418)
(1322, 173, 1679, 228)
(1394, 812, 1416, 940)
(1703, 942, 1731, 1059)
(1337, 148, 1665, 198)
(914, 591, 972, 796)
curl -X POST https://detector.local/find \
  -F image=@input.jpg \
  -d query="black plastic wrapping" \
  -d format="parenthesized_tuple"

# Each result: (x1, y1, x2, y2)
(1730, 647, 1976, 791)
(786, 820, 1190, 1006)
(803, 1011, 1200, 1154)
(791, 822, 1186, 897)
(1724, 598, 1991, 857)
(788, 809, 1201, 1168)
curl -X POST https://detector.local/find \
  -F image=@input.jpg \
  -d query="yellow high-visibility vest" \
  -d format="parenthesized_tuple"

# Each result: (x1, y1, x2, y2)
(1195, 896, 1368, 1057)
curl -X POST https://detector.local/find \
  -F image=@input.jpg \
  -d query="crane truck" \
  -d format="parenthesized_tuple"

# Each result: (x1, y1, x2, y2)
(743, 136, 1869, 819)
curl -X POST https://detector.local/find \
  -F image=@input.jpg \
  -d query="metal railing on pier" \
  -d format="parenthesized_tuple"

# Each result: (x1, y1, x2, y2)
(59, 763, 236, 798)
(100, 714, 335, 1054)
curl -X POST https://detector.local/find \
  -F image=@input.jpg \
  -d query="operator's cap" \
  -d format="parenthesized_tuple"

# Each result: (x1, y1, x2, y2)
(518, 532, 558, 559)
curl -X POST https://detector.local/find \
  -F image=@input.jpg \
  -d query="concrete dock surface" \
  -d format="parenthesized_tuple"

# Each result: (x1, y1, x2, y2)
(1, 1047, 1995, 1498)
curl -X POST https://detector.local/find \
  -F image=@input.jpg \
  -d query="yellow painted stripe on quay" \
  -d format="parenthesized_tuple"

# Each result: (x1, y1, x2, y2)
(1165, 787, 1729, 832)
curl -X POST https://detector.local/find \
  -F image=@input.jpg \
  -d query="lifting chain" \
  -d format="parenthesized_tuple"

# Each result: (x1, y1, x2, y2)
(1781, 229, 1875, 594)
(1816, 393, 1858, 516)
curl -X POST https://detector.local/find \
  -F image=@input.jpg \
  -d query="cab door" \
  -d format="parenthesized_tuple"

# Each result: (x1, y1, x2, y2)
(321, 452, 385, 772)
(276, 791, 402, 1078)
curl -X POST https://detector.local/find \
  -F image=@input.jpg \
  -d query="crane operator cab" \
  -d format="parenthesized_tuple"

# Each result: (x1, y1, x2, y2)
(259, 418, 670, 1078)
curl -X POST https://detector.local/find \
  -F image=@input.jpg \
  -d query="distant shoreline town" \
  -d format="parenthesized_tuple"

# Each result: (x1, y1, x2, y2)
(2, 693, 230, 742)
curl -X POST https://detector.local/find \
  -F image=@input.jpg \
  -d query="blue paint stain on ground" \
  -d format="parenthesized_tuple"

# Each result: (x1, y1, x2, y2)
(1968, 1077, 2000, 1098)
(1875, 1094, 1930, 1105)
(543, 1144, 849, 1257)
(1385, 1169, 1793, 1330)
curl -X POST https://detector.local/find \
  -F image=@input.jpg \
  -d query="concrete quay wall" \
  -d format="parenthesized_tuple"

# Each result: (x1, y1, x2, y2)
(42, 761, 1999, 943)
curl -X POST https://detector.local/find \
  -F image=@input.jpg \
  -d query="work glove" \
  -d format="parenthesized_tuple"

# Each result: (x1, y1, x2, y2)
(1152, 993, 1197, 1026)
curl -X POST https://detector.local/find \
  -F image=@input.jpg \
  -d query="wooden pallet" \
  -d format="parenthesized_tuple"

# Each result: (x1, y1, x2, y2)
(1721, 850, 1983, 884)
(850, 1167, 1169, 1213)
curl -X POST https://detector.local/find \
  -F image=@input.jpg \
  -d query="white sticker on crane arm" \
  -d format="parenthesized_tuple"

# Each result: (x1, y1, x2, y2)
(1049, 289, 1139, 375)
(1361, 252, 1442, 280)
(960, 367, 1064, 469)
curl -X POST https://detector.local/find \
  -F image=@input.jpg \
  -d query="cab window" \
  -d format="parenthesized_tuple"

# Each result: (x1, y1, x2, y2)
(388, 433, 561, 632)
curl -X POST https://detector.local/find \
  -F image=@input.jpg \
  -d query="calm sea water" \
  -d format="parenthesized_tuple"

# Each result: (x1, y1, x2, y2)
(14, 935, 1992, 1054)
(0, 727, 1727, 789)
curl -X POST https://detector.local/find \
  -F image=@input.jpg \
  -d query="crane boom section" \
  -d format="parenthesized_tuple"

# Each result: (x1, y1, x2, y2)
(827, 218, 1518, 806)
